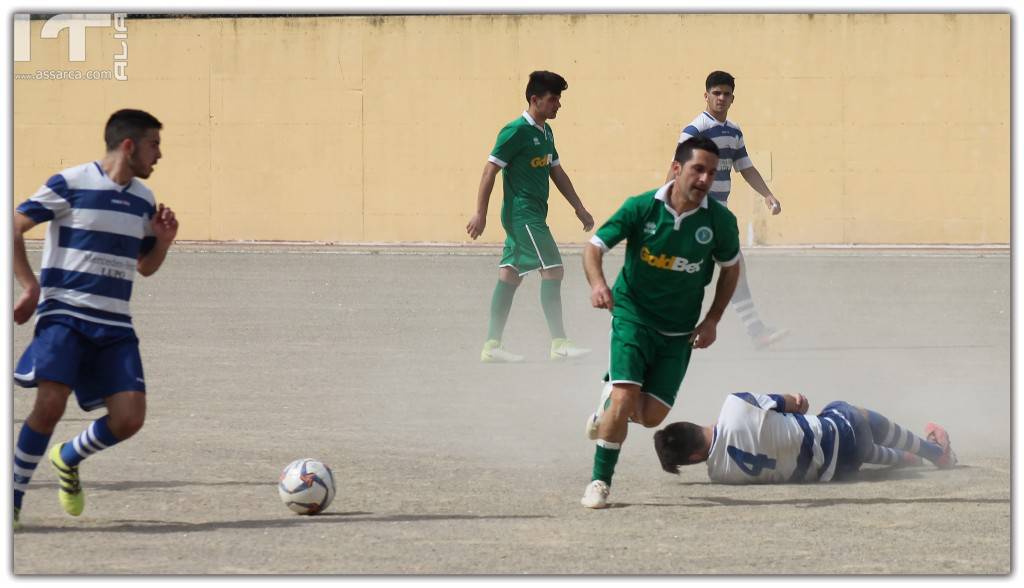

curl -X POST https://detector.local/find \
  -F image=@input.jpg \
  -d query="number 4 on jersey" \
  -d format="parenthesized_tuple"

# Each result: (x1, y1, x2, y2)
(727, 445, 777, 476)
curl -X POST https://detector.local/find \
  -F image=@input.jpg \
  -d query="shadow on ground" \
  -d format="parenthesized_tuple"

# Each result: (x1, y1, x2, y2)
(17, 512, 551, 535)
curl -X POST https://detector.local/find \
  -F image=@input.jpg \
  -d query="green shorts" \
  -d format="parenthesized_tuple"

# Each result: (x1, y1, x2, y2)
(499, 222, 563, 276)
(606, 317, 693, 409)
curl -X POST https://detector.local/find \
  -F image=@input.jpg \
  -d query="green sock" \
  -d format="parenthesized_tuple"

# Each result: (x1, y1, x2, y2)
(540, 278, 567, 339)
(487, 279, 518, 341)
(592, 440, 621, 485)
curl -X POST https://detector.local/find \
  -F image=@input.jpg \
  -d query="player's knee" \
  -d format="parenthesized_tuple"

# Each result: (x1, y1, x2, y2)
(639, 413, 668, 428)
(110, 412, 145, 440)
(540, 267, 564, 281)
(498, 267, 522, 286)
(608, 393, 637, 423)
(27, 402, 65, 432)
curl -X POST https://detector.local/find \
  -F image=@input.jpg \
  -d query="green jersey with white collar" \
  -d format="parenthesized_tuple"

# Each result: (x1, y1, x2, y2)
(591, 181, 741, 334)
(488, 111, 561, 228)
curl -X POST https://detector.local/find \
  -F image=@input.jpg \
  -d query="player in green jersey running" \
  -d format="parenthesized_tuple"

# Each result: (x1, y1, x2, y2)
(580, 136, 741, 508)
(466, 71, 595, 363)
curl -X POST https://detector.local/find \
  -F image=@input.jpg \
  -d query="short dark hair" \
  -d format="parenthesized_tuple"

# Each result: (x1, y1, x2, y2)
(705, 70, 735, 91)
(525, 70, 568, 103)
(674, 136, 719, 165)
(653, 422, 708, 474)
(104, 109, 162, 151)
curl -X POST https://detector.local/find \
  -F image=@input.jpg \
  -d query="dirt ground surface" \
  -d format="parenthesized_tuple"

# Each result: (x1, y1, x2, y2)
(9, 245, 1011, 575)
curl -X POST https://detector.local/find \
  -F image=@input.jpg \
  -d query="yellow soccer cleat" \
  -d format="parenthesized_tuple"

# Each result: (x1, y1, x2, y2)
(13, 507, 22, 532)
(49, 444, 84, 516)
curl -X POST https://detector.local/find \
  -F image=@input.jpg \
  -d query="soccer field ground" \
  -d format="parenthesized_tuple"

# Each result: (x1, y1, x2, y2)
(10, 245, 1011, 574)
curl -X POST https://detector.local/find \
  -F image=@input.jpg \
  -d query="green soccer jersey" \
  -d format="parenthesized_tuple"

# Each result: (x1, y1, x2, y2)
(592, 182, 741, 334)
(488, 111, 561, 227)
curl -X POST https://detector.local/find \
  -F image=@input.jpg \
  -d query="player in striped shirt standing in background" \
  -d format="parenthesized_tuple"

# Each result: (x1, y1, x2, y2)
(670, 71, 787, 349)
(11, 109, 178, 530)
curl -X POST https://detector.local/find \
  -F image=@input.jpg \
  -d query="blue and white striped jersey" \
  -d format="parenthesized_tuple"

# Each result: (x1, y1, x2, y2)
(677, 112, 753, 203)
(706, 393, 840, 484)
(16, 162, 157, 331)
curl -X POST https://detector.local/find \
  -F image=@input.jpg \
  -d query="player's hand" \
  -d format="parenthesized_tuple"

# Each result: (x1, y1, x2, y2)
(576, 207, 595, 231)
(591, 283, 613, 310)
(764, 194, 782, 215)
(787, 393, 809, 414)
(13, 283, 40, 325)
(466, 213, 486, 240)
(152, 203, 179, 244)
(689, 317, 718, 349)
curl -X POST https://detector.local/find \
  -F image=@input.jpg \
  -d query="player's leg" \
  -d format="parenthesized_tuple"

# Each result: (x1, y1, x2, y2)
(14, 380, 72, 528)
(582, 319, 648, 508)
(583, 383, 642, 508)
(59, 391, 145, 465)
(860, 406, 955, 468)
(488, 265, 522, 342)
(50, 334, 147, 516)
(730, 253, 787, 349)
(634, 333, 692, 428)
(538, 265, 567, 340)
(530, 224, 588, 359)
(481, 233, 524, 362)
(12, 320, 83, 528)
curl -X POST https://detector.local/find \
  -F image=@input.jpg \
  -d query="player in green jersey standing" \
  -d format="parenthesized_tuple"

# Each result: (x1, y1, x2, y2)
(467, 70, 595, 363)
(580, 136, 741, 508)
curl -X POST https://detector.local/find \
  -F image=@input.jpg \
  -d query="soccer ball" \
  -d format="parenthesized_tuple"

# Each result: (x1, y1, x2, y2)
(278, 458, 336, 515)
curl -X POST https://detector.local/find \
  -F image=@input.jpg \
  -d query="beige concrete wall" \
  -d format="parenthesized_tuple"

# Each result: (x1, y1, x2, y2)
(12, 13, 1010, 244)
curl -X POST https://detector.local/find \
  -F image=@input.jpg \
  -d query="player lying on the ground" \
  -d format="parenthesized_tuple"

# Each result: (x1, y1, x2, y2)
(654, 393, 957, 483)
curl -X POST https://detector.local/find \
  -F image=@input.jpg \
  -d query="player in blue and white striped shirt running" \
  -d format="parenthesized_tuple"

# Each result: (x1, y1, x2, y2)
(654, 393, 957, 485)
(11, 109, 178, 531)
(669, 71, 786, 349)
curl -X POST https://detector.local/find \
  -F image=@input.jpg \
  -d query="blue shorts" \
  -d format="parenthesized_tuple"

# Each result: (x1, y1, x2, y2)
(13, 315, 145, 412)
(819, 401, 871, 479)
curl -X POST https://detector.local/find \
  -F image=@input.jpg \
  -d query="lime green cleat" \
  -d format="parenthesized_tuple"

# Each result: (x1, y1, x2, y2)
(13, 507, 22, 532)
(551, 338, 591, 360)
(49, 444, 84, 516)
(480, 339, 524, 363)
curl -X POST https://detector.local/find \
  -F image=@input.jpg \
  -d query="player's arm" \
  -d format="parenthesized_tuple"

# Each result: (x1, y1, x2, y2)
(782, 393, 809, 414)
(12, 212, 41, 325)
(738, 166, 781, 215)
(583, 242, 613, 310)
(137, 203, 179, 277)
(549, 165, 594, 231)
(757, 393, 810, 414)
(466, 162, 501, 240)
(585, 198, 636, 310)
(690, 262, 740, 349)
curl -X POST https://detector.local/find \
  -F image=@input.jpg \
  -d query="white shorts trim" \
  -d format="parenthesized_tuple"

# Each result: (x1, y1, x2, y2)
(643, 392, 673, 409)
(524, 224, 561, 271)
